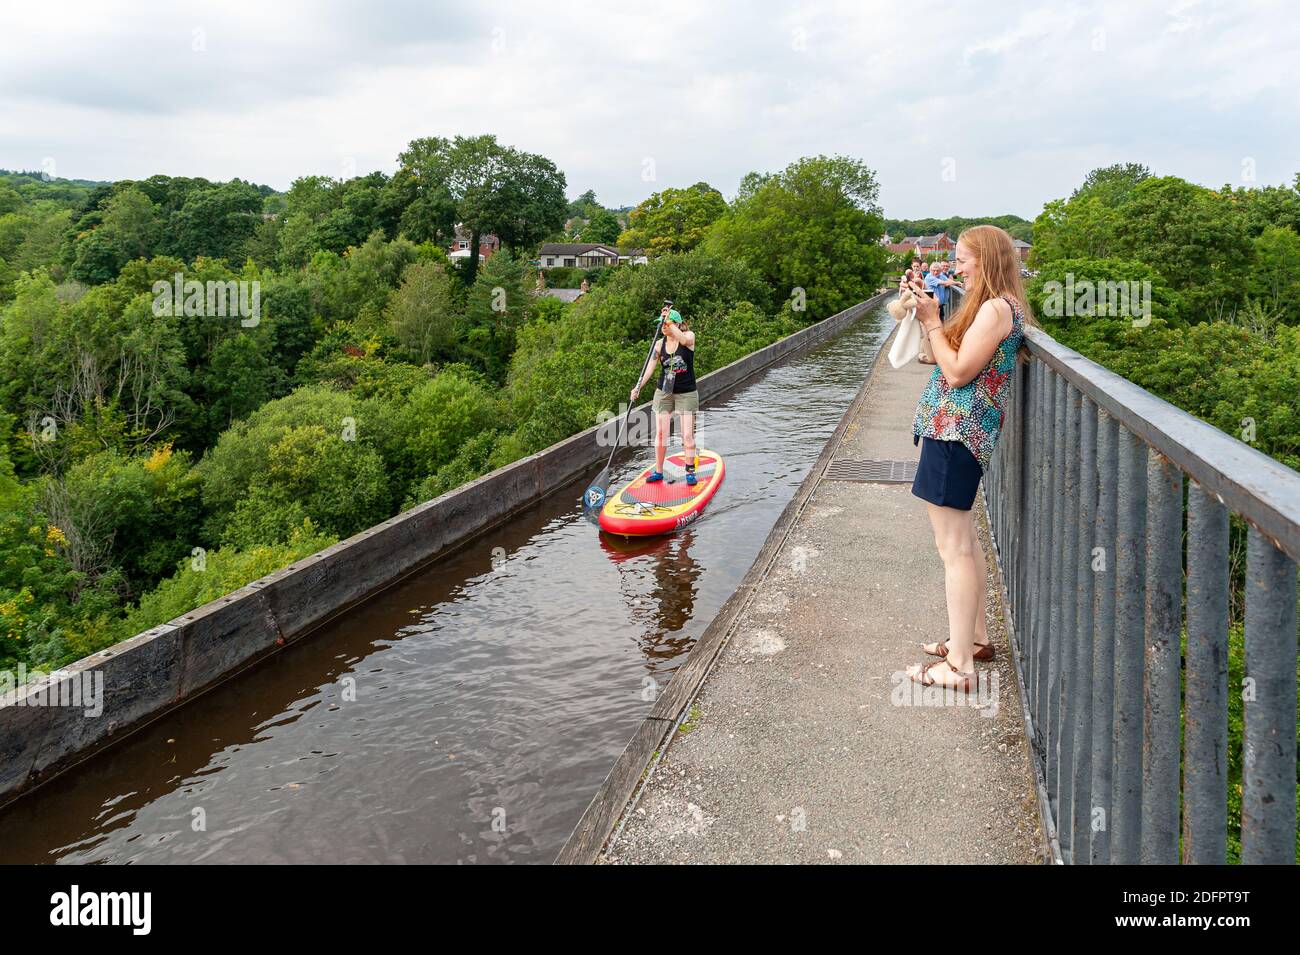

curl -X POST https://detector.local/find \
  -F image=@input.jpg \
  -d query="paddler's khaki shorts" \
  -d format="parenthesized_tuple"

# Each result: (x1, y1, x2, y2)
(652, 388, 699, 415)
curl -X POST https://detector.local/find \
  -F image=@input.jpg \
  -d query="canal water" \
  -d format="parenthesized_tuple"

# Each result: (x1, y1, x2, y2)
(0, 304, 892, 864)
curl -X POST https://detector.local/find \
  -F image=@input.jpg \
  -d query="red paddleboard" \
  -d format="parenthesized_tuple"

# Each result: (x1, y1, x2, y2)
(598, 449, 725, 537)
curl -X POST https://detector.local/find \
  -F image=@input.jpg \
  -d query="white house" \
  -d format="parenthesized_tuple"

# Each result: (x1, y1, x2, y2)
(537, 243, 621, 268)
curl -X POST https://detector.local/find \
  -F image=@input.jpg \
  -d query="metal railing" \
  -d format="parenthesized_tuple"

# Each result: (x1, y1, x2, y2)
(982, 323, 1299, 864)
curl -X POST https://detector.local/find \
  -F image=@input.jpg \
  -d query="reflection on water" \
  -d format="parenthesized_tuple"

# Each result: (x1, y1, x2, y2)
(600, 528, 703, 665)
(0, 307, 891, 864)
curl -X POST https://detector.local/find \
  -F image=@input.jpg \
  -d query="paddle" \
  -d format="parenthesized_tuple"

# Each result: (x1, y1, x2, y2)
(584, 316, 664, 511)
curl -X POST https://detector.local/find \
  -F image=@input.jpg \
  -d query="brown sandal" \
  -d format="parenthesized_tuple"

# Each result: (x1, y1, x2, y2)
(924, 640, 995, 662)
(909, 657, 977, 692)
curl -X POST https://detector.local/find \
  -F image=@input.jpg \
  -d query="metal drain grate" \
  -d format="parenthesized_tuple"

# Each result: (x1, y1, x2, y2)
(824, 458, 917, 483)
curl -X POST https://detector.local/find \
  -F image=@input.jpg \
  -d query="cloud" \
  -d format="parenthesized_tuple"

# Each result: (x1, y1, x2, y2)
(0, 0, 1297, 218)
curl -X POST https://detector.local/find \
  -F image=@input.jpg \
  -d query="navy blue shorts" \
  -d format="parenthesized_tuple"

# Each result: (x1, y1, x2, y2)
(911, 437, 983, 510)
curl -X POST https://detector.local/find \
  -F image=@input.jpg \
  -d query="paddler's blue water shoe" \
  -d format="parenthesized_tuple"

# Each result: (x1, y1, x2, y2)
(646, 470, 664, 483)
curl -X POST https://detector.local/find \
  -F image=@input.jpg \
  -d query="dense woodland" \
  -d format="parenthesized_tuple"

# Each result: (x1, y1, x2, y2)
(885, 214, 1033, 243)
(1026, 163, 1300, 473)
(0, 142, 889, 673)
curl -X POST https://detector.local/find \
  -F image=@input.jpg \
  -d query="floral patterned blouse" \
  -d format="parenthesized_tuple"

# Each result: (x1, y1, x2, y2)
(912, 294, 1025, 472)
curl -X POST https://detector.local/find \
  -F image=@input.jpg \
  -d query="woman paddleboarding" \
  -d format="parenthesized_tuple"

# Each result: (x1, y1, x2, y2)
(631, 300, 700, 485)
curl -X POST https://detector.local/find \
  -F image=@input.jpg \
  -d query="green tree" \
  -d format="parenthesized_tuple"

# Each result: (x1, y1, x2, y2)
(1111, 177, 1249, 320)
(275, 172, 391, 259)
(463, 250, 528, 380)
(201, 331, 282, 440)
(372, 368, 505, 497)
(197, 385, 369, 530)
(0, 272, 191, 460)
(48, 443, 203, 597)
(562, 245, 768, 345)
(884, 215, 1033, 243)
(168, 179, 264, 263)
(579, 205, 622, 244)
(1033, 170, 1250, 322)
(118, 522, 337, 642)
(384, 139, 459, 245)
(1030, 195, 1122, 264)
(68, 187, 163, 284)
(704, 155, 886, 318)
(0, 212, 30, 261)
(0, 488, 121, 671)
(1071, 162, 1152, 206)
(13, 208, 72, 276)
(391, 135, 568, 277)
(277, 211, 320, 269)
(0, 184, 22, 216)
(99, 187, 163, 263)
(1228, 182, 1300, 238)
(386, 259, 461, 364)
(1025, 257, 1182, 341)
(618, 183, 727, 255)
(1250, 225, 1300, 325)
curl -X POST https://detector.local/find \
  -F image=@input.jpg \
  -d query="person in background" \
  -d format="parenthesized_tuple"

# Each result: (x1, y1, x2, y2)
(899, 257, 924, 291)
(910, 261, 945, 364)
(926, 260, 959, 321)
(900, 258, 935, 363)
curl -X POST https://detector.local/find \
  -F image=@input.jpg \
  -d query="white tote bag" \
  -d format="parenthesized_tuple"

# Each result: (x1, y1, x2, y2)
(888, 308, 921, 369)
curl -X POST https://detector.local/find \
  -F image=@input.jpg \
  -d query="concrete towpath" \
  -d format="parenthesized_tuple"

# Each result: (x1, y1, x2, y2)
(604, 342, 1047, 864)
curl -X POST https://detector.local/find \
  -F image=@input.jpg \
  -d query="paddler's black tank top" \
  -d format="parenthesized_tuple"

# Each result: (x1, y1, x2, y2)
(658, 340, 696, 394)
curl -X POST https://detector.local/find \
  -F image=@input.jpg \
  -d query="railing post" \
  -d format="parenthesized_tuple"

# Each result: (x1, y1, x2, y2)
(1111, 426, 1148, 863)
(1089, 409, 1119, 864)
(1016, 360, 1033, 652)
(1011, 359, 1025, 613)
(1241, 530, 1299, 863)
(1056, 385, 1081, 859)
(1183, 482, 1229, 864)
(1033, 367, 1056, 769)
(1141, 452, 1184, 864)
(1025, 362, 1040, 680)
(1045, 372, 1067, 816)
(1070, 395, 1098, 862)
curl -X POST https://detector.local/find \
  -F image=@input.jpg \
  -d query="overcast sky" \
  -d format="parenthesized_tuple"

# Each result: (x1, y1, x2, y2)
(3, 1, 1297, 220)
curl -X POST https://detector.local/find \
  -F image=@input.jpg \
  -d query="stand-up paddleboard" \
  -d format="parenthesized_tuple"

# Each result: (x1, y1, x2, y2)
(598, 449, 725, 537)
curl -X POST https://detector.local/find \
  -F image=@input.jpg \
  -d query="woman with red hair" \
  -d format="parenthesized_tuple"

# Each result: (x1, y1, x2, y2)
(904, 225, 1037, 691)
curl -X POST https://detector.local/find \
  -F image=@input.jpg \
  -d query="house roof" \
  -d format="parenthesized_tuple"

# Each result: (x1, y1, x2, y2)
(452, 223, 499, 243)
(538, 242, 619, 256)
(1012, 239, 1033, 248)
(536, 288, 585, 302)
